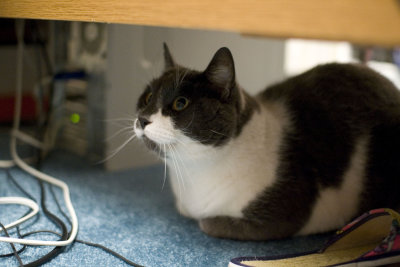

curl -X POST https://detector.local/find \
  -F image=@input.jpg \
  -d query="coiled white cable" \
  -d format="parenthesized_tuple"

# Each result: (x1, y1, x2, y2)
(0, 19, 79, 246)
(0, 197, 39, 231)
(0, 138, 79, 246)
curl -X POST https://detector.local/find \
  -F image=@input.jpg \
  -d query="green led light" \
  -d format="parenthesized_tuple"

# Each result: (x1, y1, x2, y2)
(70, 113, 80, 124)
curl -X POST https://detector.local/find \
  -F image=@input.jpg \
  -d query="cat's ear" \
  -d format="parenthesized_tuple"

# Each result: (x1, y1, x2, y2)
(163, 43, 176, 70)
(204, 47, 236, 98)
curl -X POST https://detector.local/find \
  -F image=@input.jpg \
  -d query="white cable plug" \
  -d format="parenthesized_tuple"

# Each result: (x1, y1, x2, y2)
(0, 19, 79, 246)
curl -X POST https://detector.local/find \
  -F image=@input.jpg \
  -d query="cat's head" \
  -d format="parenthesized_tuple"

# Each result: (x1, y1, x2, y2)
(134, 44, 254, 153)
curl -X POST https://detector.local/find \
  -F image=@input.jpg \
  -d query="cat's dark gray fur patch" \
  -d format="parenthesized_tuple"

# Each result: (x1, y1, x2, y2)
(243, 63, 400, 236)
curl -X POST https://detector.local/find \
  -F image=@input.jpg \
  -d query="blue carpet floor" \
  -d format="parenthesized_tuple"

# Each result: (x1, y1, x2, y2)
(1, 136, 330, 266)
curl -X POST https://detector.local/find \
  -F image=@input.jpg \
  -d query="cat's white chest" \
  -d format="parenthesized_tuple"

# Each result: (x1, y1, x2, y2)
(170, 158, 243, 218)
(168, 107, 283, 219)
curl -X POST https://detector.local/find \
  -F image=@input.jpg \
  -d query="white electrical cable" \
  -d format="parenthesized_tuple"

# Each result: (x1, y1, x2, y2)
(0, 130, 44, 168)
(0, 160, 17, 168)
(0, 137, 79, 246)
(0, 19, 79, 246)
(0, 197, 39, 231)
(12, 129, 45, 149)
(0, 157, 36, 168)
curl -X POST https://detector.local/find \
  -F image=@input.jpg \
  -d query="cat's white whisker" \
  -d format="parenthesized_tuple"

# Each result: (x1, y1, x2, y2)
(180, 111, 196, 133)
(174, 66, 181, 89)
(104, 119, 136, 129)
(173, 137, 189, 148)
(171, 143, 193, 187)
(179, 132, 210, 145)
(168, 143, 187, 199)
(98, 134, 136, 163)
(162, 144, 168, 191)
(167, 143, 182, 199)
(157, 144, 162, 158)
(103, 117, 136, 123)
(105, 126, 135, 142)
(143, 125, 176, 144)
(178, 68, 189, 87)
(209, 129, 228, 137)
(172, 144, 186, 191)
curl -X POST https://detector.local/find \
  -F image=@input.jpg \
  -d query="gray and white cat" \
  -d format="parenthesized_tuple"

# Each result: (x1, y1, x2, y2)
(133, 44, 400, 240)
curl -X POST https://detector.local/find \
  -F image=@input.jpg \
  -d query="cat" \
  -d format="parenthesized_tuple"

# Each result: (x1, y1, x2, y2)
(133, 43, 400, 240)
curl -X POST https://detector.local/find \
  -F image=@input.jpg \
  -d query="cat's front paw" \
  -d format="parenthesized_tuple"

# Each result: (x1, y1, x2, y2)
(199, 218, 217, 237)
(199, 216, 279, 241)
(198, 217, 236, 239)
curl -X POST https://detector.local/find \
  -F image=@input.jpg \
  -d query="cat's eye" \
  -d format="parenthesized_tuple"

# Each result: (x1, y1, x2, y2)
(145, 92, 153, 104)
(173, 96, 190, 111)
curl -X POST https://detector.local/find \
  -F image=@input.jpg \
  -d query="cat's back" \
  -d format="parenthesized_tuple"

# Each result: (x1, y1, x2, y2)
(260, 63, 400, 110)
(258, 63, 400, 138)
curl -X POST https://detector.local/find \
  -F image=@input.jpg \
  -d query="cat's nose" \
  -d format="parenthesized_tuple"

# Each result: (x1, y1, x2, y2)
(138, 117, 151, 129)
